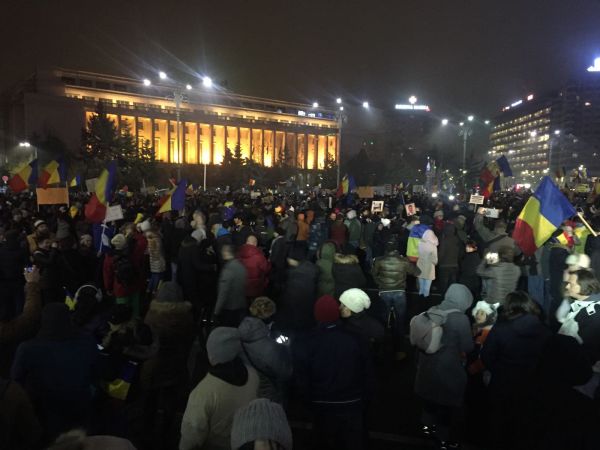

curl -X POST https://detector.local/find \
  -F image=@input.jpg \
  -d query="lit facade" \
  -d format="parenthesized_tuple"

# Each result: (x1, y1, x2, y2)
(1, 68, 339, 170)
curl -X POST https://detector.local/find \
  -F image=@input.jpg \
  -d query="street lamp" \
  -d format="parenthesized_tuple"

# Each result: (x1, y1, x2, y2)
(185, 84, 192, 90)
(19, 141, 37, 159)
(158, 71, 167, 80)
(467, 115, 474, 122)
(554, 130, 561, 135)
(312, 102, 319, 108)
(143, 78, 151, 86)
(458, 122, 473, 192)
(202, 76, 212, 88)
(484, 120, 490, 125)
(336, 98, 342, 104)
(362, 101, 369, 109)
(459, 122, 464, 127)
(441, 118, 449, 126)
(409, 96, 417, 105)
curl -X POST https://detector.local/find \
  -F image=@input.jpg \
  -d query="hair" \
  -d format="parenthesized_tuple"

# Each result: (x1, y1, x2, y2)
(498, 245, 514, 263)
(572, 269, 600, 297)
(501, 291, 541, 320)
(221, 243, 235, 258)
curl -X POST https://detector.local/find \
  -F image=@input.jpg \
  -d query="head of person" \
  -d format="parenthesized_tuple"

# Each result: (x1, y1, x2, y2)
(79, 234, 93, 249)
(12, 210, 22, 223)
(192, 209, 206, 229)
(122, 222, 136, 237)
(72, 285, 103, 327)
(297, 212, 305, 222)
(566, 253, 591, 273)
(249, 296, 276, 322)
(494, 220, 507, 234)
(34, 220, 48, 236)
(111, 233, 127, 252)
(501, 291, 541, 320)
(37, 234, 53, 251)
(155, 281, 184, 303)
(206, 327, 241, 366)
(439, 283, 473, 313)
(38, 303, 75, 339)
(465, 240, 478, 254)
(286, 244, 306, 267)
(231, 399, 293, 450)
(246, 235, 258, 246)
(221, 244, 235, 261)
(498, 245, 514, 263)
(339, 288, 371, 318)
(472, 301, 498, 328)
(234, 214, 244, 227)
(565, 269, 600, 301)
(273, 226, 285, 238)
(314, 295, 340, 324)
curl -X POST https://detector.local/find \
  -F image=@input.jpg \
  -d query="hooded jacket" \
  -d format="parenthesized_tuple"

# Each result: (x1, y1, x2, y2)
(238, 317, 292, 403)
(416, 230, 438, 280)
(372, 250, 421, 291)
(215, 259, 247, 316)
(415, 284, 474, 407)
(476, 259, 521, 305)
(316, 242, 336, 297)
(332, 253, 367, 299)
(438, 223, 463, 268)
(237, 244, 271, 298)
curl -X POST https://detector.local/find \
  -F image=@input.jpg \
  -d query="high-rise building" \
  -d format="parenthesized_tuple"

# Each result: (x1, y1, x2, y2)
(489, 59, 600, 183)
(0, 68, 339, 171)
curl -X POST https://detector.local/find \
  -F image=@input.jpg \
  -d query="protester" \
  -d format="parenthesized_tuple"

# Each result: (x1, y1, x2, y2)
(416, 229, 438, 297)
(339, 288, 385, 343)
(230, 398, 293, 450)
(476, 245, 520, 305)
(238, 235, 271, 299)
(332, 252, 367, 299)
(214, 244, 247, 327)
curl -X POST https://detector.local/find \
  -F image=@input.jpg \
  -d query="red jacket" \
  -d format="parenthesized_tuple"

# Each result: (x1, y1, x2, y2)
(237, 244, 271, 298)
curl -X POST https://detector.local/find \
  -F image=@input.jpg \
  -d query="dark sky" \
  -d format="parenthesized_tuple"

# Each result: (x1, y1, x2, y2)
(3, 0, 600, 120)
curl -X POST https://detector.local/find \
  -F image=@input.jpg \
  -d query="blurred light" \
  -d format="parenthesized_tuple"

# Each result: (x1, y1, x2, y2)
(19, 142, 31, 147)
(448, 195, 455, 201)
(459, 122, 464, 126)
(585, 101, 592, 106)
(587, 57, 600, 72)
(409, 96, 417, 105)
(158, 71, 167, 80)
(299, 190, 304, 194)
(508, 149, 516, 154)
(312, 102, 319, 108)
(524, 183, 531, 189)
(336, 97, 342, 104)
(202, 76, 213, 88)
(511, 100, 523, 107)
(527, 94, 534, 101)
(143, 79, 151, 86)
(186, 84, 192, 90)
(339, 106, 344, 111)
(431, 192, 438, 198)
(484, 120, 490, 125)
(441, 118, 449, 126)
(467, 115, 474, 121)
(530, 131, 537, 137)
(543, 168, 549, 173)
(362, 101, 369, 109)
(554, 130, 561, 135)
(298, 110, 306, 116)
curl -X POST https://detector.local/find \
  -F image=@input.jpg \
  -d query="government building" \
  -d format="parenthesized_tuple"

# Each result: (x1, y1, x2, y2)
(1, 68, 339, 171)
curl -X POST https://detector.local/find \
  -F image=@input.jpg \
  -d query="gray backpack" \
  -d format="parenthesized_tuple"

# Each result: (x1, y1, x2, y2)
(410, 307, 459, 354)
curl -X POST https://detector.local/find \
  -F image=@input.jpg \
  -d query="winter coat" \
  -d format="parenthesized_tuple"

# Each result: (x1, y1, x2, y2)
(481, 313, 551, 397)
(103, 247, 143, 298)
(277, 261, 319, 331)
(238, 317, 293, 403)
(268, 235, 287, 287)
(32, 248, 61, 291)
(459, 252, 482, 298)
(142, 300, 195, 389)
(214, 259, 247, 315)
(361, 219, 377, 248)
(473, 214, 520, 255)
(372, 227, 393, 258)
(417, 230, 438, 280)
(177, 237, 217, 306)
(329, 220, 347, 249)
(179, 365, 259, 450)
(438, 223, 463, 268)
(476, 260, 521, 305)
(585, 234, 600, 280)
(345, 218, 362, 243)
(0, 378, 42, 450)
(557, 292, 600, 365)
(308, 216, 328, 254)
(237, 244, 271, 298)
(316, 242, 336, 297)
(332, 253, 367, 299)
(549, 244, 569, 308)
(343, 311, 385, 343)
(297, 219, 309, 241)
(0, 283, 41, 345)
(0, 240, 28, 282)
(232, 225, 253, 248)
(415, 284, 474, 407)
(372, 250, 421, 291)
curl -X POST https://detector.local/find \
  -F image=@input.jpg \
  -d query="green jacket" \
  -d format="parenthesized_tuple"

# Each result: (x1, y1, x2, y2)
(372, 251, 421, 291)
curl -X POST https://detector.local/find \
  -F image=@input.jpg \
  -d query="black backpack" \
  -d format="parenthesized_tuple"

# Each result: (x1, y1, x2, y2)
(114, 253, 137, 285)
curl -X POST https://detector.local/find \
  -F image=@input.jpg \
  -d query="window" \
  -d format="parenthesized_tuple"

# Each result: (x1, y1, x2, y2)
(169, 124, 175, 133)
(95, 81, 110, 90)
(79, 79, 93, 87)
(61, 76, 76, 85)
(138, 121, 144, 131)
(113, 84, 127, 92)
(117, 100, 129, 107)
(154, 122, 160, 132)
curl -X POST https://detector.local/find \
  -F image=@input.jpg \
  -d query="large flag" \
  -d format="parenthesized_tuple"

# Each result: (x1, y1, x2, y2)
(69, 175, 82, 187)
(407, 223, 430, 262)
(158, 179, 187, 214)
(496, 155, 513, 177)
(38, 159, 67, 188)
(85, 161, 117, 223)
(481, 156, 513, 198)
(8, 160, 38, 193)
(513, 177, 576, 255)
(336, 174, 357, 198)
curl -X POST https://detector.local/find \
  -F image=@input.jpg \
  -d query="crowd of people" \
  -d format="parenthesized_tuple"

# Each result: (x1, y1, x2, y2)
(1, 186, 600, 450)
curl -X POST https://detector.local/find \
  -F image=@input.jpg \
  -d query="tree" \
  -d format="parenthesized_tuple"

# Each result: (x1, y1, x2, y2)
(321, 151, 338, 189)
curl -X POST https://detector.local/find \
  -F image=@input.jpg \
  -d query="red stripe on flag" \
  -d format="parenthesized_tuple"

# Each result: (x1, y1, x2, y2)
(84, 193, 107, 223)
(513, 218, 538, 256)
(8, 175, 28, 193)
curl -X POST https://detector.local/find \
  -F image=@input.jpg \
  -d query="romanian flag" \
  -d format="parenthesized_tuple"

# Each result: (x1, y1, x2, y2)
(336, 174, 357, 198)
(38, 159, 67, 188)
(481, 156, 512, 198)
(8, 160, 38, 193)
(69, 175, 81, 187)
(407, 223, 430, 262)
(513, 177, 576, 256)
(84, 161, 117, 223)
(158, 179, 187, 214)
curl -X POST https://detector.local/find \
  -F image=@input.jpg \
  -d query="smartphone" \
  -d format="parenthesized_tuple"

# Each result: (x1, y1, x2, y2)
(275, 335, 289, 344)
(25, 266, 34, 273)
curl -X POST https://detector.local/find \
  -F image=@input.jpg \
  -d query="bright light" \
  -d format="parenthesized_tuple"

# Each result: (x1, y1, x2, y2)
(19, 142, 31, 147)
(336, 98, 342, 104)
(431, 192, 438, 198)
(158, 71, 167, 80)
(339, 106, 344, 111)
(459, 122, 464, 126)
(524, 183, 531, 189)
(362, 101, 369, 109)
(543, 168, 549, 173)
(484, 120, 490, 125)
(298, 110, 306, 116)
(441, 119, 449, 126)
(449, 195, 455, 201)
(186, 84, 192, 90)
(527, 94, 534, 101)
(585, 101, 592, 106)
(508, 149, 516, 154)
(467, 115, 474, 121)
(143, 78, 151, 86)
(587, 57, 600, 72)
(202, 76, 213, 88)
(530, 131, 537, 137)
(409, 96, 417, 105)
(312, 102, 319, 108)
(511, 100, 523, 107)
(554, 130, 561, 135)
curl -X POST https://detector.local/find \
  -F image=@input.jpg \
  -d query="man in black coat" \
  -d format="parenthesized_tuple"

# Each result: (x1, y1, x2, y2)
(268, 227, 287, 299)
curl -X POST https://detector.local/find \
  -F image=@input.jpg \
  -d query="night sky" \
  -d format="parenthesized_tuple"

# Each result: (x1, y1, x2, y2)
(3, 0, 600, 123)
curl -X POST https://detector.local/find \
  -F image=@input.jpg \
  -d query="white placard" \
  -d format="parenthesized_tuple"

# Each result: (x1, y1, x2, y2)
(483, 208, 500, 219)
(405, 203, 417, 216)
(85, 178, 98, 193)
(371, 200, 384, 213)
(470, 194, 485, 205)
(104, 204, 124, 222)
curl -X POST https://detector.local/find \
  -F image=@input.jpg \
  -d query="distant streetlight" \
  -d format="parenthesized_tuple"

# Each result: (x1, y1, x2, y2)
(431, 192, 438, 198)
(158, 71, 167, 80)
(336, 98, 342, 104)
(467, 115, 474, 122)
(554, 130, 561, 135)
(459, 122, 465, 127)
(186, 84, 192, 90)
(362, 101, 369, 109)
(409, 96, 417, 105)
(143, 78, 151, 86)
(202, 76, 213, 88)
(312, 102, 319, 108)
(339, 106, 344, 111)
(19, 142, 31, 148)
(449, 195, 455, 201)
(441, 119, 449, 126)
(484, 120, 490, 125)
(530, 131, 537, 137)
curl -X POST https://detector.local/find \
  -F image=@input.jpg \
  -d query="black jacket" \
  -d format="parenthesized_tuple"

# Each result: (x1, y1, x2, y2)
(277, 261, 319, 331)
(177, 237, 217, 306)
(459, 252, 482, 298)
(332, 254, 367, 299)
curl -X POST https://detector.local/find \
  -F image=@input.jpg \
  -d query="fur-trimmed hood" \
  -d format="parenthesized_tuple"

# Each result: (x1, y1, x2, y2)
(333, 253, 359, 265)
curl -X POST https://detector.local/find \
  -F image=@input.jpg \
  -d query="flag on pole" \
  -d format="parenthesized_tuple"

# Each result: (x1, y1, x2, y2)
(69, 175, 81, 187)
(513, 177, 576, 255)
(336, 174, 357, 198)
(38, 159, 67, 188)
(8, 160, 38, 193)
(158, 179, 187, 214)
(85, 161, 117, 223)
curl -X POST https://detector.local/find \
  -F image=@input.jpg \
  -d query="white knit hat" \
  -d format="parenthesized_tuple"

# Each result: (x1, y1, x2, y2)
(339, 288, 371, 313)
(380, 218, 391, 228)
(139, 220, 151, 233)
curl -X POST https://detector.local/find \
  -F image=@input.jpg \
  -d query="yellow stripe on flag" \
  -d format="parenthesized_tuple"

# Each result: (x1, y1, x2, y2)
(518, 196, 558, 248)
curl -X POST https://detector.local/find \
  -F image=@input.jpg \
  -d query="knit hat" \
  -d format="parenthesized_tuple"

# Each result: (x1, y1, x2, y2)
(34, 219, 46, 229)
(230, 399, 293, 450)
(249, 296, 277, 320)
(139, 220, 151, 233)
(314, 295, 339, 323)
(346, 209, 357, 220)
(566, 253, 591, 269)
(472, 300, 498, 326)
(111, 233, 127, 251)
(156, 281, 183, 303)
(206, 327, 242, 365)
(339, 288, 371, 313)
(191, 228, 206, 242)
(380, 218, 391, 228)
(433, 210, 444, 219)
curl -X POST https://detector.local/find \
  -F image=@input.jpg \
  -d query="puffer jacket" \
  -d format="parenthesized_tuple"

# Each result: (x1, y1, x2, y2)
(316, 242, 336, 297)
(332, 253, 367, 299)
(372, 250, 421, 291)
(237, 244, 271, 298)
(417, 230, 438, 280)
(238, 317, 292, 403)
(476, 260, 521, 305)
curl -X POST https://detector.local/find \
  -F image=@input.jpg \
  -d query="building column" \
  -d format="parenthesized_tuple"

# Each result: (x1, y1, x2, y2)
(210, 124, 214, 164)
(249, 128, 253, 161)
(303, 133, 308, 169)
(261, 129, 265, 165)
(167, 120, 171, 163)
(196, 123, 201, 164)
(135, 116, 140, 154)
(151, 118, 156, 160)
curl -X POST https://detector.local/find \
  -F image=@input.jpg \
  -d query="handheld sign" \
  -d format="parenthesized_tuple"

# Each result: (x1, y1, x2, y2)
(104, 204, 124, 222)
(470, 194, 485, 205)
(371, 200, 384, 213)
(405, 203, 417, 216)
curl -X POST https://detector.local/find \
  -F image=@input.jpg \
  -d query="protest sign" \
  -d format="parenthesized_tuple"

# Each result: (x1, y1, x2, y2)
(85, 178, 98, 193)
(470, 194, 485, 205)
(36, 188, 69, 205)
(371, 200, 384, 213)
(357, 186, 374, 198)
(104, 204, 124, 222)
(405, 203, 417, 216)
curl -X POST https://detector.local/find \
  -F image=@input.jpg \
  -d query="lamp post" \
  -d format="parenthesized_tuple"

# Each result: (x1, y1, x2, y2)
(336, 104, 347, 188)
(458, 119, 473, 192)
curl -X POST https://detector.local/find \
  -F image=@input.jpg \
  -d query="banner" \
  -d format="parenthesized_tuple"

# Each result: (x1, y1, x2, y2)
(85, 177, 98, 193)
(357, 186, 374, 198)
(36, 188, 69, 205)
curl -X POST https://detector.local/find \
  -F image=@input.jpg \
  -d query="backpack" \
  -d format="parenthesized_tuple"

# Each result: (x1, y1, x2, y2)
(114, 253, 137, 285)
(410, 307, 460, 354)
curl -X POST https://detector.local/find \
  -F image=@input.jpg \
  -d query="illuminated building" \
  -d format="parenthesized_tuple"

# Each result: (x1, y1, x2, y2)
(489, 59, 600, 182)
(1, 68, 339, 171)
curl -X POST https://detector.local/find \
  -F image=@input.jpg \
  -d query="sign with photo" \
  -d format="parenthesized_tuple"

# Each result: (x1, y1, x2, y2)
(371, 200, 384, 213)
(405, 202, 417, 216)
